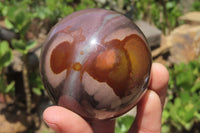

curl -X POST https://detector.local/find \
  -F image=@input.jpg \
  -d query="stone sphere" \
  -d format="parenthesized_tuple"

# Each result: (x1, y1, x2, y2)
(40, 8, 152, 120)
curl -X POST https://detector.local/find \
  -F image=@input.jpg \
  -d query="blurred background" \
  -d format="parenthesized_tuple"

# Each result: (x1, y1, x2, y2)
(0, 0, 200, 133)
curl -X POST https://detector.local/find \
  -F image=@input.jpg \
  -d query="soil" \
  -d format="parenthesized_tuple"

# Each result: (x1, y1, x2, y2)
(0, 96, 54, 133)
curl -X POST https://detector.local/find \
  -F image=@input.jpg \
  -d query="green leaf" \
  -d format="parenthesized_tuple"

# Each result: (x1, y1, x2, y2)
(175, 63, 195, 89)
(0, 41, 13, 68)
(5, 81, 15, 93)
(166, 1, 176, 9)
(19, 21, 31, 36)
(33, 7, 51, 20)
(11, 39, 36, 54)
(184, 105, 195, 122)
(26, 41, 37, 51)
(46, 0, 57, 10)
(191, 81, 200, 92)
(11, 39, 26, 53)
(162, 109, 170, 123)
(76, 0, 95, 11)
(15, 10, 26, 27)
(0, 51, 13, 68)
(180, 91, 190, 104)
(184, 122, 193, 131)
(0, 41, 9, 55)
(6, 6, 16, 22)
(4, 18, 14, 29)
(0, 2, 3, 10)
(115, 115, 134, 133)
(161, 124, 170, 133)
(174, 98, 181, 108)
(195, 112, 200, 120)
(32, 87, 42, 96)
(60, 5, 74, 17)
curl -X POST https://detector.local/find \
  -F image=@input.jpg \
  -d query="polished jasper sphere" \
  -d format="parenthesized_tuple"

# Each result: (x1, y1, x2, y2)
(40, 8, 152, 120)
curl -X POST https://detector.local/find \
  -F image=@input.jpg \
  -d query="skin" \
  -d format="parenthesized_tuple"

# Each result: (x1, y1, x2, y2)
(43, 63, 169, 133)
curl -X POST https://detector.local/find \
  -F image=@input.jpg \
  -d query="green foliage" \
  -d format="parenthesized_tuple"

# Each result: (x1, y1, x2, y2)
(29, 72, 44, 96)
(42, 129, 49, 133)
(11, 39, 37, 55)
(150, 2, 163, 28)
(0, 78, 15, 94)
(0, 41, 13, 70)
(134, 0, 154, 20)
(42, 0, 74, 21)
(0, 41, 15, 94)
(191, 0, 200, 11)
(165, 1, 183, 30)
(1, 0, 96, 27)
(2, 2, 32, 36)
(0, 2, 4, 16)
(162, 58, 200, 132)
(134, 0, 183, 34)
(1, 0, 185, 35)
(115, 115, 135, 133)
(75, 0, 95, 11)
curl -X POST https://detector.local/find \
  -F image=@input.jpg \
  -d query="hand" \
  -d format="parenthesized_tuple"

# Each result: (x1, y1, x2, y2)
(43, 63, 169, 133)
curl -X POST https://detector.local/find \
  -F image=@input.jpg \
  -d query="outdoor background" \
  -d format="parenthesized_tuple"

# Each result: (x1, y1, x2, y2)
(0, 0, 200, 133)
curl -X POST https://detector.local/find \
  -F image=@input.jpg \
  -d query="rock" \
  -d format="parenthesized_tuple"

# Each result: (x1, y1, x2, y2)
(180, 12, 200, 25)
(0, 27, 19, 44)
(135, 20, 162, 47)
(168, 24, 200, 64)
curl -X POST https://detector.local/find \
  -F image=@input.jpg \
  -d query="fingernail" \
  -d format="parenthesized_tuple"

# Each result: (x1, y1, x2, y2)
(45, 121, 62, 133)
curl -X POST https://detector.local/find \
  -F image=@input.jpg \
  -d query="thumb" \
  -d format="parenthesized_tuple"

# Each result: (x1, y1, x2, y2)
(128, 90, 162, 133)
(43, 106, 93, 133)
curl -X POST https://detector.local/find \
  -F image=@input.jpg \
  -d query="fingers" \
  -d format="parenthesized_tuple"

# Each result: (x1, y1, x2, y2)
(43, 106, 115, 133)
(43, 106, 93, 133)
(128, 90, 162, 133)
(128, 63, 169, 133)
(149, 63, 169, 107)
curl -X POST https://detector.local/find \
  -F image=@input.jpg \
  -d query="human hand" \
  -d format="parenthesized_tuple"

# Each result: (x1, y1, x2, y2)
(43, 63, 169, 133)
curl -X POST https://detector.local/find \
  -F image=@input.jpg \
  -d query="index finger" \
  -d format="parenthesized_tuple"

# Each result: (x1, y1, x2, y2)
(148, 63, 169, 107)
